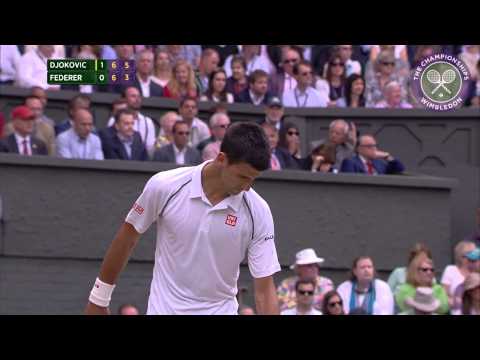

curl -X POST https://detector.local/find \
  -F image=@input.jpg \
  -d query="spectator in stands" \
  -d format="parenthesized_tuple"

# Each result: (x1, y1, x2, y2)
(30, 86, 56, 127)
(163, 60, 198, 99)
(257, 97, 285, 131)
(55, 94, 92, 136)
(459, 45, 479, 81)
(107, 87, 156, 158)
(303, 143, 337, 173)
(132, 49, 164, 98)
(365, 50, 409, 107)
(324, 54, 347, 106)
(341, 134, 405, 175)
(154, 111, 180, 150)
(24, 96, 56, 156)
(322, 290, 345, 315)
(202, 45, 239, 67)
(152, 120, 201, 165)
(118, 303, 140, 315)
(0, 45, 21, 85)
(461, 272, 480, 315)
(0, 106, 47, 155)
(311, 119, 357, 172)
(16, 45, 60, 90)
(224, 45, 272, 79)
(262, 123, 297, 170)
(159, 45, 201, 69)
(469, 60, 480, 107)
(336, 74, 366, 108)
(195, 49, 220, 95)
(99, 109, 148, 161)
(269, 46, 303, 99)
(197, 112, 230, 154)
(238, 305, 256, 315)
(370, 45, 408, 63)
(56, 108, 103, 160)
(277, 248, 334, 311)
(441, 241, 477, 312)
(450, 247, 480, 314)
(151, 50, 172, 88)
(200, 68, 234, 103)
(283, 61, 328, 108)
(281, 279, 322, 315)
(387, 243, 434, 295)
(114, 45, 134, 61)
(177, 97, 210, 148)
(225, 55, 249, 98)
(337, 256, 394, 315)
(375, 81, 413, 109)
(24, 45, 66, 59)
(0, 112, 4, 138)
(395, 252, 449, 314)
(398, 287, 441, 315)
(335, 45, 362, 77)
(235, 70, 273, 106)
(278, 122, 302, 162)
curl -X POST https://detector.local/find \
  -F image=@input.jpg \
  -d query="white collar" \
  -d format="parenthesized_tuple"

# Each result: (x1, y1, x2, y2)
(172, 143, 187, 155)
(249, 90, 264, 103)
(137, 74, 151, 84)
(14, 132, 31, 143)
(189, 161, 243, 212)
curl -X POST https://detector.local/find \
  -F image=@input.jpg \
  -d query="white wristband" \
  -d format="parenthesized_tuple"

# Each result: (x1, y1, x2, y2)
(89, 277, 116, 308)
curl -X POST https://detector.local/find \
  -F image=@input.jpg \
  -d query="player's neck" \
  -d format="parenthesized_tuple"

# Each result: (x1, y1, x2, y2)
(201, 162, 229, 206)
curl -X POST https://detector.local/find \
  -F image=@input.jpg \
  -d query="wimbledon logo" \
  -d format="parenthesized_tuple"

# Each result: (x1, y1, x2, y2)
(411, 54, 471, 111)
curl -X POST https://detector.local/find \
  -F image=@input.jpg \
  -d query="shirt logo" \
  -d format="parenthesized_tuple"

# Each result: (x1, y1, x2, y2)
(225, 214, 237, 227)
(132, 203, 144, 215)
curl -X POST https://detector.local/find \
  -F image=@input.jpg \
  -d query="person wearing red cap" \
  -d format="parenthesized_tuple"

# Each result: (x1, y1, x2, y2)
(0, 106, 48, 155)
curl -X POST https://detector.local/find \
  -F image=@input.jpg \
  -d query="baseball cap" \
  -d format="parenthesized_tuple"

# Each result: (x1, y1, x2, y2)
(267, 97, 283, 108)
(465, 248, 480, 261)
(11, 106, 35, 121)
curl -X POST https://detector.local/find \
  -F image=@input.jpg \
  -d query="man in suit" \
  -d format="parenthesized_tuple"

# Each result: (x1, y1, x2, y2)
(153, 120, 202, 166)
(0, 105, 47, 155)
(340, 134, 405, 175)
(235, 69, 273, 106)
(99, 109, 148, 161)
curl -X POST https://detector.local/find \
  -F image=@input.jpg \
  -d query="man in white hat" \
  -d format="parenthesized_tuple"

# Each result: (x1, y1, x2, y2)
(399, 287, 440, 315)
(277, 248, 334, 311)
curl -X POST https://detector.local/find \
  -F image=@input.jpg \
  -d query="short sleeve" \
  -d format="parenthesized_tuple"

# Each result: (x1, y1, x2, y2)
(125, 174, 169, 234)
(247, 199, 281, 279)
(440, 265, 454, 287)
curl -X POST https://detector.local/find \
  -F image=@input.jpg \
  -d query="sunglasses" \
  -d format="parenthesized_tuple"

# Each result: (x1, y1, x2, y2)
(297, 290, 315, 296)
(176, 131, 190, 136)
(381, 62, 395, 66)
(419, 267, 435, 273)
(287, 131, 300, 136)
(328, 300, 343, 307)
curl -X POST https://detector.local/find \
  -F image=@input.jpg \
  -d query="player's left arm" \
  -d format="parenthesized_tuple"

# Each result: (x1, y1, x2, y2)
(254, 275, 280, 315)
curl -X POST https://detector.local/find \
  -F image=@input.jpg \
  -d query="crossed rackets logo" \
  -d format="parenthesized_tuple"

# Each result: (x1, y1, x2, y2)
(425, 69, 456, 95)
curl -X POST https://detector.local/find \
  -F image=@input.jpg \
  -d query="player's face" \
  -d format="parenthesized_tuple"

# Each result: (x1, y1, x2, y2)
(220, 157, 261, 195)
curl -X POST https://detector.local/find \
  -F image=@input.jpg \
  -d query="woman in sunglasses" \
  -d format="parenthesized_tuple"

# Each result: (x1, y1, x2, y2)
(278, 122, 302, 162)
(395, 252, 449, 314)
(322, 290, 345, 315)
(325, 54, 347, 106)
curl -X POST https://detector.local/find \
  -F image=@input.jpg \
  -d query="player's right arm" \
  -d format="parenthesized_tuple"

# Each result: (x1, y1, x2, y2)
(85, 222, 141, 315)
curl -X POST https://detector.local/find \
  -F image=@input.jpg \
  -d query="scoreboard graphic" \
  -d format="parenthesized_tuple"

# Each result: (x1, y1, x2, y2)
(47, 59, 135, 85)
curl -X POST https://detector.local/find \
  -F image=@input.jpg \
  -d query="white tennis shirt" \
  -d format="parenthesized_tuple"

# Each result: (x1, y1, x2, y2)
(125, 161, 281, 314)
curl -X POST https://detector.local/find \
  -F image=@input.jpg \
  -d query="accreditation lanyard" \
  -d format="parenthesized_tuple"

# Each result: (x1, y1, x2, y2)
(294, 88, 309, 107)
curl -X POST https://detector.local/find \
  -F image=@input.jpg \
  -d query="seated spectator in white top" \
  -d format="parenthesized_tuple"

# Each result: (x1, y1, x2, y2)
(283, 61, 328, 108)
(224, 45, 272, 79)
(335, 45, 362, 77)
(16, 45, 61, 90)
(337, 256, 394, 315)
(0, 45, 21, 85)
(441, 241, 478, 314)
(151, 49, 172, 88)
(281, 279, 322, 315)
(199, 68, 234, 103)
(177, 97, 211, 148)
(56, 108, 103, 160)
(336, 74, 366, 108)
(107, 86, 156, 158)
(375, 81, 413, 109)
(152, 120, 202, 166)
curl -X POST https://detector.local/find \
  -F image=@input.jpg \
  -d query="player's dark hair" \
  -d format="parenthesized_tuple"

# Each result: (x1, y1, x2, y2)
(114, 109, 136, 124)
(220, 121, 270, 171)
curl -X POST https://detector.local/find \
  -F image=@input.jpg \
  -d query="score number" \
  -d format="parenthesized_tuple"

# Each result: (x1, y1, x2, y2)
(109, 60, 134, 84)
